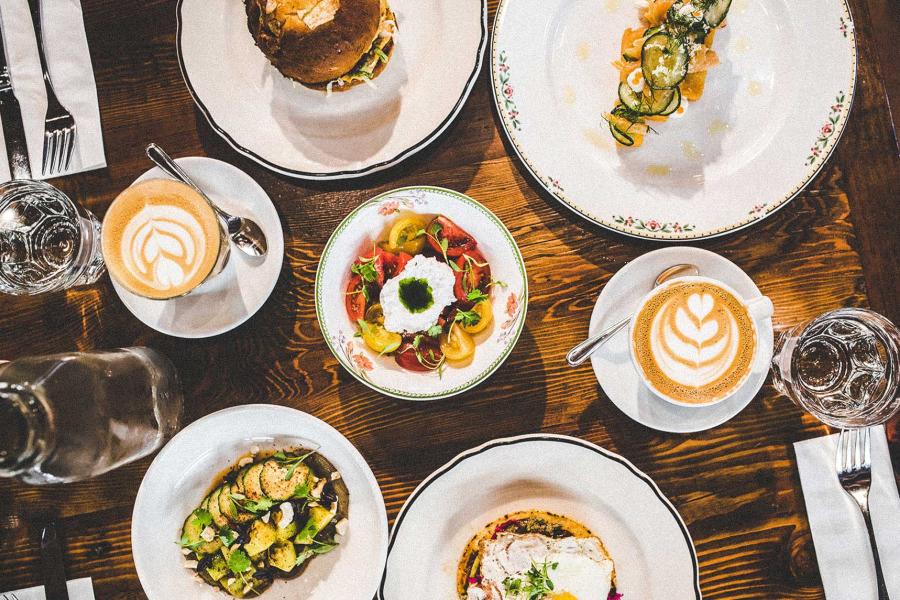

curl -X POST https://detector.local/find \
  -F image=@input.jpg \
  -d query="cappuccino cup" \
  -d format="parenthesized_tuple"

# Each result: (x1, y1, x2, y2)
(101, 179, 230, 300)
(629, 276, 773, 407)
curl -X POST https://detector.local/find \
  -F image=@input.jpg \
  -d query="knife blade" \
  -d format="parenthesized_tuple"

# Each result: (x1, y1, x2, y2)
(0, 21, 31, 179)
(39, 522, 69, 600)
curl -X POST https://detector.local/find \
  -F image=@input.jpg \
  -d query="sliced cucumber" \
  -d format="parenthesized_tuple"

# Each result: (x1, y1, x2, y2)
(181, 510, 222, 556)
(260, 459, 310, 502)
(241, 462, 266, 502)
(608, 122, 635, 146)
(207, 487, 229, 529)
(244, 518, 278, 558)
(204, 553, 229, 582)
(618, 82, 644, 112)
(268, 541, 298, 573)
(641, 33, 689, 90)
(645, 88, 677, 115)
(295, 506, 335, 545)
(218, 484, 239, 522)
(658, 87, 682, 115)
(704, 0, 732, 27)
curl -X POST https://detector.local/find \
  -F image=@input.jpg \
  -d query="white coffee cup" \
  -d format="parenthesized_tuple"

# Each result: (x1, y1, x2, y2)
(629, 276, 774, 408)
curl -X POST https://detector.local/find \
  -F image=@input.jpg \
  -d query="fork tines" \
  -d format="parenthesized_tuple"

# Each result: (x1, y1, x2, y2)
(41, 111, 77, 177)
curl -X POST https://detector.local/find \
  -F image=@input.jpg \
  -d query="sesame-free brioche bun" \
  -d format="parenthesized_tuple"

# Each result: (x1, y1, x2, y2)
(246, 0, 389, 85)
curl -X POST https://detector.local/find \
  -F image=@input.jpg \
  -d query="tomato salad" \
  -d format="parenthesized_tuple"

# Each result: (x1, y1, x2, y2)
(344, 214, 501, 374)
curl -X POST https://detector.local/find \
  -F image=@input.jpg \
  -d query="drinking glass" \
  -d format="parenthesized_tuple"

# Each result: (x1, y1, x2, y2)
(0, 179, 105, 295)
(0, 347, 183, 485)
(772, 308, 900, 428)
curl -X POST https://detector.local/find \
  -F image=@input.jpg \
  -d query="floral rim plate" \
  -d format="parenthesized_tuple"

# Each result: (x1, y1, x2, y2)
(379, 434, 701, 599)
(132, 404, 389, 600)
(315, 186, 528, 400)
(177, 0, 487, 180)
(491, 0, 857, 240)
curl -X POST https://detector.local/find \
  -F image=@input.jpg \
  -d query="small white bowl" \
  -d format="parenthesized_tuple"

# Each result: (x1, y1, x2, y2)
(315, 186, 528, 400)
(132, 405, 389, 600)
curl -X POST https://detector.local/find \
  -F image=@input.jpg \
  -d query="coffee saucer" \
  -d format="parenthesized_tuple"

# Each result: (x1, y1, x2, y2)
(110, 157, 284, 338)
(589, 247, 774, 433)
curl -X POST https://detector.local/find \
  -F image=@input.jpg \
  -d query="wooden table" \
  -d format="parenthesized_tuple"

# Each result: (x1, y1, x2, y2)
(2, 0, 899, 598)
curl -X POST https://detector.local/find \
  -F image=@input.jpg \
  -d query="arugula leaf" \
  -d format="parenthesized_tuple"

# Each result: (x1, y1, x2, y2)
(227, 548, 252, 575)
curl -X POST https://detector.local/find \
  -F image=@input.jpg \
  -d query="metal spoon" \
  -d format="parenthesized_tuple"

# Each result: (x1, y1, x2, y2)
(566, 263, 700, 367)
(145, 144, 268, 257)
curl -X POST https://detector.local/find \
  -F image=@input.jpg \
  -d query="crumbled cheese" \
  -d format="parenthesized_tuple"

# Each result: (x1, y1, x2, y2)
(243, 584, 254, 595)
(184, 560, 199, 569)
(238, 456, 254, 468)
(308, 501, 320, 508)
(181, 548, 192, 556)
(227, 578, 236, 587)
(330, 471, 342, 481)
(200, 526, 216, 542)
(277, 502, 294, 530)
(335, 518, 349, 536)
(261, 511, 271, 524)
(250, 445, 260, 455)
(311, 477, 327, 499)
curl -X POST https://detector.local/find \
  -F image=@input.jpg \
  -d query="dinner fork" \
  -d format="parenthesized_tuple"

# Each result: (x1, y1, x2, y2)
(836, 427, 892, 600)
(27, 0, 76, 177)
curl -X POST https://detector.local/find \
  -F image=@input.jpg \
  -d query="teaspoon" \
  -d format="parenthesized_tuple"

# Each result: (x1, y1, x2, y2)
(145, 144, 268, 257)
(566, 263, 700, 367)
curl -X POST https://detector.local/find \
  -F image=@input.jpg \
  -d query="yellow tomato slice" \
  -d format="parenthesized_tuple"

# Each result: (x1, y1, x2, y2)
(365, 304, 385, 325)
(388, 216, 427, 254)
(461, 300, 493, 334)
(359, 320, 401, 354)
(440, 326, 476, 362)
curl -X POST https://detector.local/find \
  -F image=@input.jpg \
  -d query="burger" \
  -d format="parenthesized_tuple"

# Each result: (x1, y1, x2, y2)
(245, 0, 397, 93)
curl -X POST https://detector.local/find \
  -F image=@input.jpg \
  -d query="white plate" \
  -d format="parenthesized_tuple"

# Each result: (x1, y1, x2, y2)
(132, 404, 389, 600)
(315, 186, 528, 401)
(379, 434, 701, 599)
(111, 157, 284, 339)
(590, 247, 774, 433)
(177, 0, 487, 180)
(491, 0, 857, 240)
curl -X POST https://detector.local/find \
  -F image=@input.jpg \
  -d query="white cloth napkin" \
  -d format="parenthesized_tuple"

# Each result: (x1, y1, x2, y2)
(1, 577, 95, 600)
(795, 426, 900, 598)
(0, 0, 105, 182)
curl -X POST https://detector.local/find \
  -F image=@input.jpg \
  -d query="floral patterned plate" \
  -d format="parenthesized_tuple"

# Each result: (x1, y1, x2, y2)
(491, 0, 857, 240)
(315, 187, 528, 400)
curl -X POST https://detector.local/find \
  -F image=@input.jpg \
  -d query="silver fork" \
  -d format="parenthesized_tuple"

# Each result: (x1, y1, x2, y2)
(836, 427, 892, 599)
(27, 0, 76, 177)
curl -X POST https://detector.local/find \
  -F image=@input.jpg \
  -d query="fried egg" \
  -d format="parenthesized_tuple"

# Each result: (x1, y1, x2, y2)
(468, 533, 615, 600)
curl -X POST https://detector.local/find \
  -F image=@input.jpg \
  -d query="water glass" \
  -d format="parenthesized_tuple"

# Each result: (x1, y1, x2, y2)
(771, 308, 900, 428)
(0, 347, 183, 485)
(0, 180, 105, 295)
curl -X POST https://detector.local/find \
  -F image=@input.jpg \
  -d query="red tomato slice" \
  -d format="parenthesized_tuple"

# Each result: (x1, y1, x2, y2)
(394, 252, 413, 275)
(345, 274, 367, 322)
(453, 249, 491, 302)
(425, 216, 477, 258)
(394, 337, 444, 372)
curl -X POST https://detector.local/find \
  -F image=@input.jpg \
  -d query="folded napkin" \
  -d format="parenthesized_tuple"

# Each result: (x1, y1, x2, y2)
(795, 426, 900, 598)
(1, 577, 95, 600)
(0, 0, 105, 182)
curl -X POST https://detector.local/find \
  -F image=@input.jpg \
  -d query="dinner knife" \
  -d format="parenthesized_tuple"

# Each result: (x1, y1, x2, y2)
(0, 22, 31, 179)
(40, 522, 69, 600)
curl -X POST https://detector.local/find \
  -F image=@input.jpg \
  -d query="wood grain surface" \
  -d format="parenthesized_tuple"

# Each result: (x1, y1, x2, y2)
(1, 0, 899, 598)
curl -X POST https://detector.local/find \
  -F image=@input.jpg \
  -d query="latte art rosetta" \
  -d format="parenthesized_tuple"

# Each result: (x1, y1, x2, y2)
(632, 279, 758, 405)
(120, 206, 208, 291)
(651, 292, 740, 387)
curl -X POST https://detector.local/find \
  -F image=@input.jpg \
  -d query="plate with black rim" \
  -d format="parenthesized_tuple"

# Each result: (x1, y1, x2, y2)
(177, 0, 486, 180)
(491, 0, 857, 240)
(379, 434, 701, 599)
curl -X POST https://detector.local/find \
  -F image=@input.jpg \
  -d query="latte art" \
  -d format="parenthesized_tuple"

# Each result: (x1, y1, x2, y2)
(102, 180, 225, 299)
(121, 206, 206, 291)
(632, 279, 758, 405)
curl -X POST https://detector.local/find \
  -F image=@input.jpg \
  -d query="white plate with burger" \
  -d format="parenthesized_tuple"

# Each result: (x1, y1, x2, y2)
(177, 0, 487, 180)
(379, 434, 701, 600)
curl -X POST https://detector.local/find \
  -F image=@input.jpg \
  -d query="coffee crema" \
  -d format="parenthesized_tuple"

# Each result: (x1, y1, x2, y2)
(632, 279, 757, 404)
(102, 180, 223, 299)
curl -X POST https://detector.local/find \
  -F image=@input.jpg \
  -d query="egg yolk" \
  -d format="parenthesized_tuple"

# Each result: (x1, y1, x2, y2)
(549, 594, 579, 600)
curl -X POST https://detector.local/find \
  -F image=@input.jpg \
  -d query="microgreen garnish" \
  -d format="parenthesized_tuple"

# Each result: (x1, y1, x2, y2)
(233, 495, 276, 514)
(177, 534, 202, 550)
(454, 309, 481, 327)
(219, 527, 238, 547)
(226, 548, 252, 575)
(295, 540, 338, 566)
(502, 560, 558, 600)
(467, 288, 489, 303)
(274, 449, 316, 481)
(426, 324, 444, 337)
(191, 509, 212, 529)
(351, 255, 379, 283)
(420, 222, 462, 271)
